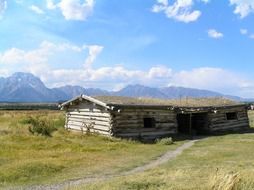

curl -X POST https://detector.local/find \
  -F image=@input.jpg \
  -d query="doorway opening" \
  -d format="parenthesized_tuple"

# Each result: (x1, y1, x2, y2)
(177, 113, 208, 135)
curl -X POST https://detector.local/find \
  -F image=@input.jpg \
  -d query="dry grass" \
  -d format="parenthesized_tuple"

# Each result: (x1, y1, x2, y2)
(0, 110, 177, 188)
(78, 112, 254, 190)
(210, 170, 240, 190)
(95, 96, 239, 107)
(79, 133, 254, 190)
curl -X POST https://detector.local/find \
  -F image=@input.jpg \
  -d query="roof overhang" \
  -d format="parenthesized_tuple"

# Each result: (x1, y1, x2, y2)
(60, 94, 248, 112)
(60, 94, 110, 110)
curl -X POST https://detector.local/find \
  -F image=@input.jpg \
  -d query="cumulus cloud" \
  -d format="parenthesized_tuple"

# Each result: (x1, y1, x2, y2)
(230, 0, 254, 18)
(171, 68, 238, 90)
(84, 45, 104, 68)
(29, 5, 45, 14)
(248, 34, 254, 39)
(208, 29, 223, 39)
(170, 67, 254, 97)
(1, 41, 254, 97)
(240, 28, 248, 35)
(152, 0, 204, 23)
(46, 0, 57, 9)
(46, 0, 94, 21)
(200, 0, 210, 3)
(0, 0, 7, 19)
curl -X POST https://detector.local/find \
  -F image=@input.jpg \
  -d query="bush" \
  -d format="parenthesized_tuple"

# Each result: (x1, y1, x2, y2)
(26, 116, 57, 137)
(155, 137, 174, 145)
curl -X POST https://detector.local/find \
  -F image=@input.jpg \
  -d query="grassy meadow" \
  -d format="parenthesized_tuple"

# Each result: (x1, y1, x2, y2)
(0, 110, 179, 188)
(0, 110, 254, 189)
(77, 111, 254, 190)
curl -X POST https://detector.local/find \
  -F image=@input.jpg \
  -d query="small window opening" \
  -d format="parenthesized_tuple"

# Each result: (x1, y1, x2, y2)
(143, 117, 155, 128)
(226, 112, 238, 120)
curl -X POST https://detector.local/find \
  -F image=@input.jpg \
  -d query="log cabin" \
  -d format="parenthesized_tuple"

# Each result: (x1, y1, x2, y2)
(60, 95, 250, 140)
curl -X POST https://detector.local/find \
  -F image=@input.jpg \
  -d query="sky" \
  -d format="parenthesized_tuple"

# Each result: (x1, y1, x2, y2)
(0, 0, 254, 98)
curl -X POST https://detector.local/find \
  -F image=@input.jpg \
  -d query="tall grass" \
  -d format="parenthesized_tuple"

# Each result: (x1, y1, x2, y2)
(210, 170, 240, 190)
(81, 133, 254, 190)
(0, 110, 172, 188)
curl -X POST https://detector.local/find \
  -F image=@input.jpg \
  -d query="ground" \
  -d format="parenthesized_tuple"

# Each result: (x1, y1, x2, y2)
(0, 110, 254, 190)
(0, 111, 178, 188)
(80, 133, 254, 190)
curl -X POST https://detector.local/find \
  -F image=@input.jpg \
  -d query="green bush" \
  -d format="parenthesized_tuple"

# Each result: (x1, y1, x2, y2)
(26, 116, 57, 137)
(155, 137, 174, 145)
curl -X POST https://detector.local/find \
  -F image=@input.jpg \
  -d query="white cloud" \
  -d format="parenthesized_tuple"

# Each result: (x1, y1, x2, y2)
(0, 41, 89, 75)
(46, 0, 57, 9)
(46, 0, 94, 21)
(230, 0, 254, 18)
(0, 0, 7, 19)
(208, 29, 223, 39)
(240, 28, 248, 35)
(15, 0, 23, 4)
(200, 0, 210, 3)
(84, 45, 104, 68)
(29, 5, 45, 14)
(148, 66, 172, 79)
(170, 67, 254, 97)
(1, 41, 254, 97)
(152, 0, 204, 23)
(249, 34, 254, 39)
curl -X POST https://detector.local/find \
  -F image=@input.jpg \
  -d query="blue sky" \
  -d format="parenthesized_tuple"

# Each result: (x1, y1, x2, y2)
(0, 0, 254, 97)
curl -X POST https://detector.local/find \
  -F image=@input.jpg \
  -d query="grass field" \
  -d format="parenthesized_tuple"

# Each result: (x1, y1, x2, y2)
(78, 112, 254, 190)
(0, 110, 181, 188)
(1, 110, 254, 189)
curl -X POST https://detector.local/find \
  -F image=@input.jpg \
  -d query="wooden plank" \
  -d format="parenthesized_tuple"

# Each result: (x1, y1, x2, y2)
(211, 122, 249, 129)
(115, 130, 176, 138)
(113, 128, 177, 134)
(114, 113, 176, 118)
(67, 127, 110, 135)
(68, 108, 108, 113)
(67, 115, 111, 122)
(211, 125, 249, 131)
(67, 120, 111, 128)
(66, 124, 110, 133)
(67, 119, 111, 126)
(114, 119, 176, 125)
(67, 111, 110, 117)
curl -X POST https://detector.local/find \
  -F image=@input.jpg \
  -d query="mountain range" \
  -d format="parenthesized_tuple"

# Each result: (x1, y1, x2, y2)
(0, 72, 250, 102)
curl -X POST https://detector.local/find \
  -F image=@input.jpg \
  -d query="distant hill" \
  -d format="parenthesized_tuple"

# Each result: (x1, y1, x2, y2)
(0, 72, 250, 102)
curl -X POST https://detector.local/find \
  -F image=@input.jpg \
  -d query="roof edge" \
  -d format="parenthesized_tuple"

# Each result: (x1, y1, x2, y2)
(60, 94, 110, 109)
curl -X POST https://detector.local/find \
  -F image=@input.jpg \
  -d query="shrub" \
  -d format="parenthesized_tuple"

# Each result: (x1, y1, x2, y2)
(26, 116, 57, 137)
(155, 137, 174, 145)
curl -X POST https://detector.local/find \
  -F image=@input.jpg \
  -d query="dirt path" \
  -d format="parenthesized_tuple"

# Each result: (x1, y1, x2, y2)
(19, 139, 200, 190)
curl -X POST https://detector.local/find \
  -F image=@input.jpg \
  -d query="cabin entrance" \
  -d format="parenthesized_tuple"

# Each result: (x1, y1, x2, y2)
(177, 113, 208, 135)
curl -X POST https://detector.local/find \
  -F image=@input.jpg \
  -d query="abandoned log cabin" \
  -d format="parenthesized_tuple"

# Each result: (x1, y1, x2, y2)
(60, 95, 250, 140)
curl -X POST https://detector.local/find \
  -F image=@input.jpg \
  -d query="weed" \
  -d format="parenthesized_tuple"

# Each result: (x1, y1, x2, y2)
(155, 137, 174, 145)
(122, 181, 166, 190)
(210, 169, 240, 190)
(27, 116, 56, 137)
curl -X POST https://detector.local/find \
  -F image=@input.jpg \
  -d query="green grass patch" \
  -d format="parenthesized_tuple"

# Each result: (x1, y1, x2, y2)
(74, 111, 254, 190)
(82, 133, 254, 190)
(0, 110, 176, 188)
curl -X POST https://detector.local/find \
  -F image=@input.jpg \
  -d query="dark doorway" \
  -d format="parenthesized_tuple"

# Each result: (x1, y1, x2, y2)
(177, 114, 191, 134)
(143, 117, 155, 128)
(177, 113, 208, 135)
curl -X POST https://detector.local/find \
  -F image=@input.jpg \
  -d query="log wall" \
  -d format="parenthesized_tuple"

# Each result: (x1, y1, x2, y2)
(110, 108, 177, 140)
(208, 106, 249, 133)
(65, 101, 112, 135)
(64, 100, 249, 139)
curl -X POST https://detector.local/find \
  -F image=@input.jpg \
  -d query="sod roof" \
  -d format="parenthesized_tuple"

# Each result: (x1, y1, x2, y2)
(94, 96, 241, 107)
